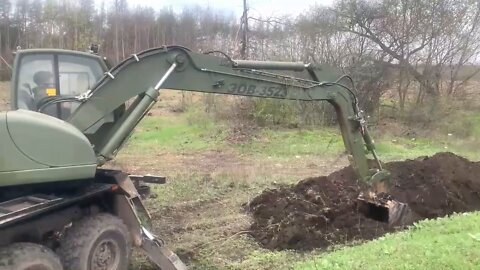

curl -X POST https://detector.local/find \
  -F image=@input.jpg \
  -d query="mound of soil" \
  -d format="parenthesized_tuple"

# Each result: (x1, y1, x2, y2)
(249, 152, 480, 250)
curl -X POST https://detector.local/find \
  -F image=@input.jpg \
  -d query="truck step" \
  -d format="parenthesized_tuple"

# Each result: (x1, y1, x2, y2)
(0, 194, 61, 218)
(0, 183, 114, 229)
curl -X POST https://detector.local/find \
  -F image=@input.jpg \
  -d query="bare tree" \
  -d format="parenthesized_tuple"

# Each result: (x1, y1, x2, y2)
(333, 0, 480, 110)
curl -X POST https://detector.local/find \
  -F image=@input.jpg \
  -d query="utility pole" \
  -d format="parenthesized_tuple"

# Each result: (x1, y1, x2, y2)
(240, 0, 249, 59)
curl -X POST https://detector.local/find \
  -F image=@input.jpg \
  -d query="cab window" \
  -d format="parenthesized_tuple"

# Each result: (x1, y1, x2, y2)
(16, 54, 56, 113)
(57, 55, 103, 118)
(16, 53, 104, 120)
(58, 55, 103, 96)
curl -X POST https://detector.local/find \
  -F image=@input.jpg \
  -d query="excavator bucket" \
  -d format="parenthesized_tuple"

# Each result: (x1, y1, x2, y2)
(357, 195, 413, 226)
(356, 179, 415, 226)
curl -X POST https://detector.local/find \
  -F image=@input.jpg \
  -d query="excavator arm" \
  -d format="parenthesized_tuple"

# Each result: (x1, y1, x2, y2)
(67, 46, 384, 185)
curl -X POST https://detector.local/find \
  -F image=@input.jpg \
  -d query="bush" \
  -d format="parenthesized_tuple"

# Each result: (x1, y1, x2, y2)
(393, 98, 480, 138)
(252, 99, 298, 127)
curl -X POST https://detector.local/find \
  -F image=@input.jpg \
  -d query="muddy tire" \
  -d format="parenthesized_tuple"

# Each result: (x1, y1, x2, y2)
(57, 213, 131, 270)
(0, 243, 63, 270)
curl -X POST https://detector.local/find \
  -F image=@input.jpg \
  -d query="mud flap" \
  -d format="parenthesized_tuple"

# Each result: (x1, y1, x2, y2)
(141, 227, 188, 270)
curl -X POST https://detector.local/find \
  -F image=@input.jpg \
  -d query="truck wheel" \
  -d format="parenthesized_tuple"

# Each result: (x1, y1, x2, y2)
(57, 214, 131, 270)
(0, 242, 63, 270)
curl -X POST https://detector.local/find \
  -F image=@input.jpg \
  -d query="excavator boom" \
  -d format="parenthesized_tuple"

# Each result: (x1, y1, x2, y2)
(67, 46, 382, 185)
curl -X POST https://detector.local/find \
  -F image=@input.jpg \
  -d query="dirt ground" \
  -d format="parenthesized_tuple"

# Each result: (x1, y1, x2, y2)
(249, 152, 480, 250)
(115, 149, 349, 265)
(115, 149, 348, 181)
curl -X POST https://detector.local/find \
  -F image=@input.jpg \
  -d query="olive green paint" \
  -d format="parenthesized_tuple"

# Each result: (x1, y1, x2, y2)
(0, 110, 97, 187)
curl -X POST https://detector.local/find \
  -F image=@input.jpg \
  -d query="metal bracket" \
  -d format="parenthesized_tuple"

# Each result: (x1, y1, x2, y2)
(130, 174, 166, 185)
(130, 174, 167, 199)
(105, 71, 115, 79)
(212, 79, 225, 88)
(132, 54, 140, 62)
(76, 90, 93, 102)
(141, 227, 188, 270)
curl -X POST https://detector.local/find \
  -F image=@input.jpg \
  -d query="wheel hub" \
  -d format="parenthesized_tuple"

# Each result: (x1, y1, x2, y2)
(91, 240, 120, 270)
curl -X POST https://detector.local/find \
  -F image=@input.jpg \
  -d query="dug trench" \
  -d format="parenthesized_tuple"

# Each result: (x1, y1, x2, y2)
(248, 152, 480, 250)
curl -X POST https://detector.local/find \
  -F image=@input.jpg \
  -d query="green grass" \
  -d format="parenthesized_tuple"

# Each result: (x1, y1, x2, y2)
(468, 114, 480, 138)
(436, 110, 480, 138)
(147, 173, 254, 206)
(226, 249, 307, 270)
(237, 126, 479, 161)
(123, 111, 480, 161)
(376, 137, 450, 160)
(295, 212, 480, 270)
(238, 128, 344, 157)
(123, 108, 226, 153)
(375, 136, 480, 161)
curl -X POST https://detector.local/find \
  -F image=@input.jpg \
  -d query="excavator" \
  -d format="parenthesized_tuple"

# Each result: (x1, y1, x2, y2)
(0, 45, 410, 269)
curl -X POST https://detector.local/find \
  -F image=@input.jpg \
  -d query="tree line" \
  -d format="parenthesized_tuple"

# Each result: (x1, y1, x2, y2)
(1, 0, 479, 116)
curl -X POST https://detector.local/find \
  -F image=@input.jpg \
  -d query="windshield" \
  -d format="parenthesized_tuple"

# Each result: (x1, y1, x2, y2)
(16, 54, 56, 113)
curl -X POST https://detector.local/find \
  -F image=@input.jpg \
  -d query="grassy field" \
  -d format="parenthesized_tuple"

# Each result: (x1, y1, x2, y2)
(115, 99, 480, 270)
(1, 81, 479, 269)
(296, 212, 480, 270)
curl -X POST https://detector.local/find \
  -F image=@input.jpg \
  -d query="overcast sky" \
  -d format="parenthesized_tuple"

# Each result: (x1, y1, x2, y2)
(108, 0, 334, 17)
(7, 0, 335, 17)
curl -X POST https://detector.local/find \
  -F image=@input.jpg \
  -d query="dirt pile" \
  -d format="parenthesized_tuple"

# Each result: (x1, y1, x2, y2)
(249, 152, 480, 250)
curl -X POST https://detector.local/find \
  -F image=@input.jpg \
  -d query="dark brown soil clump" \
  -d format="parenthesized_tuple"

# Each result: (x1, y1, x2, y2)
(249, 152, 480, 250)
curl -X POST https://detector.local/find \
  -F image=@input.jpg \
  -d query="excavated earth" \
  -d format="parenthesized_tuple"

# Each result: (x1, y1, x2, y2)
(248, 152, 480, 250)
